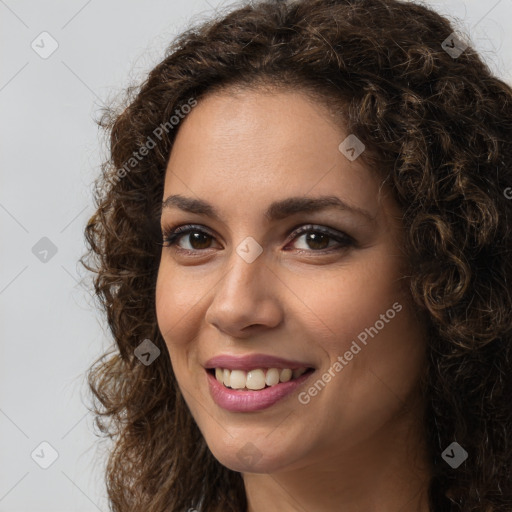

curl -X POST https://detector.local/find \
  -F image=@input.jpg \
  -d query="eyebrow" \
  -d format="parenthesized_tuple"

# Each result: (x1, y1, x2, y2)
(161, 194, 376, 223)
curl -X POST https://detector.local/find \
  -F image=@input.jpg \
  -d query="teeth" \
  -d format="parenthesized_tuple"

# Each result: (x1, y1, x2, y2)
(292, 368, 307, 379)
(246, 369, 266, 390)
(230, 370, 246, 389)
(213, 367, 309, 390)
(280, 369, 292, 382)
(265, 368, 280, 386)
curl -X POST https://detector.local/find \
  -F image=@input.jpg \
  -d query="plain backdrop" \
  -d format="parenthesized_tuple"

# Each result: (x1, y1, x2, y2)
(1, 0, 511, 510)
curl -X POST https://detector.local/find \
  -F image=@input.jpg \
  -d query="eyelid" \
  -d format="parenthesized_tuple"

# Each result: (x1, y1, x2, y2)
(287, 224, 354, 246)
(162, 223, 218, 243)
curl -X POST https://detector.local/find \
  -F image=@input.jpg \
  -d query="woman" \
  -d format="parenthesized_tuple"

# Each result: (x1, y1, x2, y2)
(82, 0, 512, 511)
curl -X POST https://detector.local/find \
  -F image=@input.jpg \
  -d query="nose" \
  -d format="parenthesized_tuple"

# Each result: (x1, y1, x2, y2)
(204, 249, 284, 338)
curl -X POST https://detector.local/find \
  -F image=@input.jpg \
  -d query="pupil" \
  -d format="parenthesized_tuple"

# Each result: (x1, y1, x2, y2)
(190, 232, 211, 249)
(307, 233, 329, 250)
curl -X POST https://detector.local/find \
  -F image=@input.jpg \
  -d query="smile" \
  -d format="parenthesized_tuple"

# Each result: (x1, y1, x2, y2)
(211, 367, 310, 390)
(205, 367, 315, 412)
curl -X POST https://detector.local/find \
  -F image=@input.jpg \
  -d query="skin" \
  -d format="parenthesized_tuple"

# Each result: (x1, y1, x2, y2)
(155, 87, 432, 512)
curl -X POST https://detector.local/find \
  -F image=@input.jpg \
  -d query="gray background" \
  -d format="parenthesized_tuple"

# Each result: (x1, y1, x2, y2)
(1, 0, 510, 510)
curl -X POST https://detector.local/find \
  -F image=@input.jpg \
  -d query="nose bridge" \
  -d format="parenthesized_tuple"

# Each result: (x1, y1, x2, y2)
(218, 240, 267, 304)
(205, 240, 282, 334)
(217, 229, 266, 285)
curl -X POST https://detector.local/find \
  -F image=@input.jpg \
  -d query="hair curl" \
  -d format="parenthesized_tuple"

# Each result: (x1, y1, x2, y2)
(81, 0, 512, 510)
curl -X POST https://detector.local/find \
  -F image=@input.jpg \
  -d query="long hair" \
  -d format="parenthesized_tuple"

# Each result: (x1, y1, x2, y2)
(81, 0, 512, 510)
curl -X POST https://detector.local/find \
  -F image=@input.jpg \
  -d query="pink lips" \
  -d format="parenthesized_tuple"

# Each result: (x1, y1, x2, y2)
(204, 353, 313, 371)
(206, 369, 313, 412)
(204, 353, 315, 412)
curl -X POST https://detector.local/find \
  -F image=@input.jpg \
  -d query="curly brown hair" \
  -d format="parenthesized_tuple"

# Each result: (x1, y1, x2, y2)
(81, 0, 512, 510)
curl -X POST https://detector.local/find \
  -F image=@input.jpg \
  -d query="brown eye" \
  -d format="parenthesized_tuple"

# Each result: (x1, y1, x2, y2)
(182, 231, 213, 250)
(162, 224, 354, 255)
(296, 231, 331, 251)
(162, 226, 217, 251)
(287, 225, 354, 253)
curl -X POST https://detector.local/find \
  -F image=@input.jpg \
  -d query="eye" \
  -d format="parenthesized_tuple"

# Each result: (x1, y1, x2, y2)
(161, 223, 355, 255)
(162, 224, 217, 252)
(288, 224, 353, 252)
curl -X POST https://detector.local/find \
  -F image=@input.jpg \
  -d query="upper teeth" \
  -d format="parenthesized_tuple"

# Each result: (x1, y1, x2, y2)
(215, 367, 308, 390)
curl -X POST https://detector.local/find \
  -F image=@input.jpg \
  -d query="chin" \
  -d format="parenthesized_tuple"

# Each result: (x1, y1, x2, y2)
(213, 451, 284, 474)
(206, 436, 302, 474)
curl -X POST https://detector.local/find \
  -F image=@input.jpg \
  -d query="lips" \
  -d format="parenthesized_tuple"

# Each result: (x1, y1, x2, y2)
(205, 367, 315, 412)
(204, 353, 315, 372)
(203, 353, 316, 411)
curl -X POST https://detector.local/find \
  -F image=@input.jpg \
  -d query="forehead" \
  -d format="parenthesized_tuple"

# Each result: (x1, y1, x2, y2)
(168, 87, 343, 164)
(162, 88, 393, 222)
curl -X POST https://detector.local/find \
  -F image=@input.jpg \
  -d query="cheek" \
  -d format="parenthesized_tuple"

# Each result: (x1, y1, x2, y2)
(294, 257, 425, 451)
(296, 254, 407, 356)
(155, 262, 204, 346)
(324, 265, 426, 427)
(155, 264, 206, 384)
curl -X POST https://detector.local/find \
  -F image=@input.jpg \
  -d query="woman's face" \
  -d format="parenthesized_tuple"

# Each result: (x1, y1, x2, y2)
(155, 88, 427, 474)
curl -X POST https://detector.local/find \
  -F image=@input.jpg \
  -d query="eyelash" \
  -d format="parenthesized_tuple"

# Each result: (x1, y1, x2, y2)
(161, 223, 354, 255)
